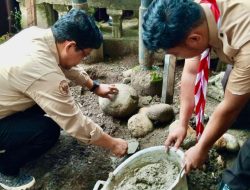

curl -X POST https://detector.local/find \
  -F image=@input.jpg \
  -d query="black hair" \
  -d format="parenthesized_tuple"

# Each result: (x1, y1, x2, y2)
(143, 0, 205, 51)
(51, 9, 103, 50)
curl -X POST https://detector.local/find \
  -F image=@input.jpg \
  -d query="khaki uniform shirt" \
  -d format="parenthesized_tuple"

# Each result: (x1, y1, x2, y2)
(199, 0, 250, 95)
(0, 27, 103, 143)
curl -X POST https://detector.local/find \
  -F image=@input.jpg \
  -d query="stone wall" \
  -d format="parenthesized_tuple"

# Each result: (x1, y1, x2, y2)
(17, 0, 139, 59)
(17, 0, 73, 28)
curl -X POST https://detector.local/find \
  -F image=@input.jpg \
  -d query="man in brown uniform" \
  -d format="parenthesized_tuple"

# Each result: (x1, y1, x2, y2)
(143, 0, 250, 189)
(0, 9, 128, 190)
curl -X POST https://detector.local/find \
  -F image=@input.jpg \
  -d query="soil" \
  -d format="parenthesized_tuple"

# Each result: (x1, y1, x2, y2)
(14, 54, 249, 190)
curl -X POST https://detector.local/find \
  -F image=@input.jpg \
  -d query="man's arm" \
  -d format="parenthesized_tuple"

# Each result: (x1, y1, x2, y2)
(179, 57, 200, 130)
(62, 65, 118, 99)
(91, 133, 128, 157)
(199, 91, 249, 151)
(184, 41, 250, 173)
(184, 90, 250, 173)
(165, 56, 200, 149)
(26, 72, 128, 157)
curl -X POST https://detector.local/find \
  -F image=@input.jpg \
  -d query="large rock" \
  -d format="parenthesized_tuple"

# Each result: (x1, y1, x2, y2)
(122, 69, 133, 78)
(183, 124, 196, 149)
(138, 95, 153, 108)
(139, 103, 174, 123)
(214, 133, 240, 152)
(128, 113, 153, 137)
(98, 84, 138, 118)
(131, 67, 163, 96)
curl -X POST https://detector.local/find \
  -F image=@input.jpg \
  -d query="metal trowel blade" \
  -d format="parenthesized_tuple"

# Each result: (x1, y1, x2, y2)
(127, 139, 139, 154)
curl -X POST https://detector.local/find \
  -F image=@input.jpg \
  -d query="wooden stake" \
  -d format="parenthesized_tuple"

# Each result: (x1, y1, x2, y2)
(161, 54, 176, 104)
(25, 0, 37, 26)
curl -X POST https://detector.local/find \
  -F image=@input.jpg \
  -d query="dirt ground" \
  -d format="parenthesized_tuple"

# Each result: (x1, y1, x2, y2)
(13, 55, 249, 190)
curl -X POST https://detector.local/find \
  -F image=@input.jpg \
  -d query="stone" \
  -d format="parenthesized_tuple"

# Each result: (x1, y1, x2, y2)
(139, 103, 174, 123)
(190, 114, 210, 126)
(122, 69, 133, 78)
(183, 124, 196, 149)
(213, 133, 240, 152)
(168, 120, 179, 131)
(238, 139, 245, 148)
(122, 77, 131, 84)
(138, 96, 153, 108)
(131, 68, 163, 96)
(98, 84, 138, 118)
(216, 155, 225, 168)
(207, 72, 225, 101)
(128, 113, 153, 137)
(87, 0, 140, 10)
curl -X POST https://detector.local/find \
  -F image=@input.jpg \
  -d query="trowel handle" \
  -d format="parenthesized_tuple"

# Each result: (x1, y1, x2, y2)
(93, 180, 106, 190)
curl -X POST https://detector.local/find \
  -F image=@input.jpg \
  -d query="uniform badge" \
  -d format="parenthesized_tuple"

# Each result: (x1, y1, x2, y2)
(59, 80, 69, 95)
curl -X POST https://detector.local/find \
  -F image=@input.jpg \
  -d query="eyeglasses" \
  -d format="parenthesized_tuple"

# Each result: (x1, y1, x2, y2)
(81, 48, 92, 62)
(82, 55, 90, 61)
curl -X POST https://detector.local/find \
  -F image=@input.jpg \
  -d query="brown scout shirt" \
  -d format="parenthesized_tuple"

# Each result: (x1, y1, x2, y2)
(199, 0, 250, 95)
(0, 27, 103, 143)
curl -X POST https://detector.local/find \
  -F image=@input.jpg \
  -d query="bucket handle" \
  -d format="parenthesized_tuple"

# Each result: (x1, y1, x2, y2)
(177, 166, 185, 182)
(93, 180, 106, 190)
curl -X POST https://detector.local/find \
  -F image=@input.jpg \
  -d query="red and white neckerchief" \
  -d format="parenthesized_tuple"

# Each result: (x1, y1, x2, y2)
(194, 0, 220, 141)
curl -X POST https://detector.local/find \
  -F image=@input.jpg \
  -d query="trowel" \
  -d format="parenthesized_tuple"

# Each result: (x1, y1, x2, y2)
(113, 139, 139, 167)
(127, 139, 140, 155)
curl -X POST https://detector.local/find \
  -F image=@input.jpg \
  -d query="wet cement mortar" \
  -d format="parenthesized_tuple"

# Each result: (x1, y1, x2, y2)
(10, 55, 249, 190)
(113, 159, 179, 190)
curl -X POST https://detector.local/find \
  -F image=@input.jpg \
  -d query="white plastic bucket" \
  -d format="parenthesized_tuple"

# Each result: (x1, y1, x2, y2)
(93, 146, 188, 190)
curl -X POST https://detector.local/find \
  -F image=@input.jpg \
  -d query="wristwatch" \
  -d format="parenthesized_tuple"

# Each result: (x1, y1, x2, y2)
(90, 80, 100, 92)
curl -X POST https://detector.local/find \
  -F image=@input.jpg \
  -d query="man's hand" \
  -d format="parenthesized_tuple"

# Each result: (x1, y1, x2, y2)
(110, 138, 128, 157)
(184, 144, 209, 174)
(165, 124, 187, 151)
(95, 84, 118, 99)
(91, 133, 128, 157)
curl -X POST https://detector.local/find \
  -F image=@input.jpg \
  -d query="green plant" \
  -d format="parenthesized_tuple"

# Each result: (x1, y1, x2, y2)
(10, 7, 22, 33)
(132, 65, 141, 72)
(0, 34, 11, 44)
(150, 71, 163, 82)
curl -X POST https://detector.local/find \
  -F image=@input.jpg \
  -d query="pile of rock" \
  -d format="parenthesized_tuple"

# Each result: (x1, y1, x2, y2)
(128, 104, 174, 137)
(98, 83, 175, 137)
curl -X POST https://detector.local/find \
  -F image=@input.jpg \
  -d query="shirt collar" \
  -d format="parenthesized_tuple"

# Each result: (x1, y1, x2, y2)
(200, 3, 220, 48)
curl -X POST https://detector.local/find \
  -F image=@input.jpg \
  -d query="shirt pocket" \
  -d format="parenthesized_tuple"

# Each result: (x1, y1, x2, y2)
(219, 31, 239, 62)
